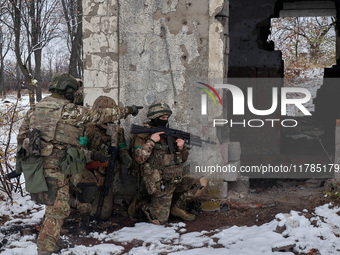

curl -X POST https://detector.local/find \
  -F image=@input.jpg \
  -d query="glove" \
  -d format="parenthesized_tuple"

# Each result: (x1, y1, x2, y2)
(6, 171, 21, 180)
(127, 105, 143, 116)
(17, 146, 27, 157)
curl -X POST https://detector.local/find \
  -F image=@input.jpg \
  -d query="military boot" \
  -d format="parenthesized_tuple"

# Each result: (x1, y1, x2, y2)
(77, 214, 90, 235)
(53, 238, 69, 253)
(141, 204, 161, 225)
(170, 205, 195, 221)
(128, 196, 138, 219)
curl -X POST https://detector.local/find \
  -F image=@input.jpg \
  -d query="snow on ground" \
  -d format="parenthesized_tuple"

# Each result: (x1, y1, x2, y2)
(1, 192, 340, 255)
(1, 94, 340, 254)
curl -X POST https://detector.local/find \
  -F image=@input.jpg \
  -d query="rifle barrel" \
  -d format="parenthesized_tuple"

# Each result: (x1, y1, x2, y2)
(130, 124, 216, 146)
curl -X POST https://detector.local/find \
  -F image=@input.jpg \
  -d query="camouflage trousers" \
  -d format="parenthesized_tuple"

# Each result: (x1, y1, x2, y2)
(143, 174, 199, 224)
(70, 169, 97, 215)
(36, 169, 70, 253)
(69, 168, 113, 220)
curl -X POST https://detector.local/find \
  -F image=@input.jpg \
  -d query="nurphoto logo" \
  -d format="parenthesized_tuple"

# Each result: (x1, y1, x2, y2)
(196, 82, 223, 115)
(197, 83, 312, 128)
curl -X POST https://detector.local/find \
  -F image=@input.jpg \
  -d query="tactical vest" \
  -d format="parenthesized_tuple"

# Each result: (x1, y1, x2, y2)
(147, 138, 183, 182)
(84, 124, 111, 151)
(29, 96, 82, 168)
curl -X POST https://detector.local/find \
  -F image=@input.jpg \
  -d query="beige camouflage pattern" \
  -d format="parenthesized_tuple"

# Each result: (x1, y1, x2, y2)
(70, 169, 97, 214)
(79, 106, 130, 126)
(146, 102, 172, 119)
(17, 93, 132, 253)
(36, 170, 70, 253)
(69, 123, 128, 220)
(133, 122, 195, 224)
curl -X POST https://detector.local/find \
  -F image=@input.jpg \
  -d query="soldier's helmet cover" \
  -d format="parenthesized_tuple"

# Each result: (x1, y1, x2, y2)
(147, 102, 172, 119)
(92, 96, 117, 110)
(48, 73, 79, 93)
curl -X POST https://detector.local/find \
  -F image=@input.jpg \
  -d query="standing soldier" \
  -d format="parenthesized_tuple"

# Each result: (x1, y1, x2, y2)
(131, 102, 207, 225)
(70, 96, 132, 235)
(16, 73, 140, 255)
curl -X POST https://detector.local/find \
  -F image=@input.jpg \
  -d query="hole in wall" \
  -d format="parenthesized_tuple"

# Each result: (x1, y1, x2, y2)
(268, 15, 337, 159)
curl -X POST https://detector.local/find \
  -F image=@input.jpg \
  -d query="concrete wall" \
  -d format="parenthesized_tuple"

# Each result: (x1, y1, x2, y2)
(83, 0, 120, 106)
(83, 0, 227, 129)
(228, 0, 283, 157)
(82, 0, 230, 200)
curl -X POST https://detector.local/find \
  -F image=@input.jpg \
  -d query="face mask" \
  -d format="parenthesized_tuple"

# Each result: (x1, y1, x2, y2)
(157, 119, 168, 127)
(64, 87, 75, 101)
(150, 118, 168, 127)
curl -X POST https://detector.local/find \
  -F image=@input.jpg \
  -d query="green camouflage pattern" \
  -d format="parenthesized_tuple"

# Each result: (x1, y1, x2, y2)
(29, 96, 67, 143)
(69, 122, 128, 220)
(17, 93, 133, 253)
(133, 122, 196, 224)
(30, 176, 58, 206)
(147, 102, 172, 119)
(48, 73, 79, 92)
(36, 170, 70, 253)
(142, 163, 162, 195)
(141, 177, 197, 224)
(70, 169, 97, 214)
(144, 182, 175, 224)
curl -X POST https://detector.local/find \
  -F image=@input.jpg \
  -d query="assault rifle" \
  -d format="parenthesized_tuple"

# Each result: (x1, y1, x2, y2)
(94, 146, 117, 221)
(94, 123, 119, 221)
(130, 124, 216, 153)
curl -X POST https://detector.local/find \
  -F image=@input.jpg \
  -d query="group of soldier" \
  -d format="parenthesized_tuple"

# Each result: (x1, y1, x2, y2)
(11, 73, 208, 255)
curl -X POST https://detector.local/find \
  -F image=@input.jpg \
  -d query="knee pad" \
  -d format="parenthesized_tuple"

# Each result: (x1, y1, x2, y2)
(76, 182, 97, 203)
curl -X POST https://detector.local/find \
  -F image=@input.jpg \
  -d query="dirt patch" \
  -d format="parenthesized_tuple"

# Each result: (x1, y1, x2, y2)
(54, 179, 329, 254)
(1, 179, 332, 254)
(181, 179, 327, 232)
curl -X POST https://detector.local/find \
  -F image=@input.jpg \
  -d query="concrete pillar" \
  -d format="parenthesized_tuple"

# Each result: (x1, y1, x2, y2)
(82, 0, 231, 202)
(82, 0, 119, 106)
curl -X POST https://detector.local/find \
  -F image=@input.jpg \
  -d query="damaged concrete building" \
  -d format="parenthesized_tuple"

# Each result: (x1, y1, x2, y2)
(82, 0, 340, 205)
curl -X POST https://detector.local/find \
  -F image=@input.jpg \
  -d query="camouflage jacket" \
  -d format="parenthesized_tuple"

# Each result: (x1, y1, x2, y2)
(17, 94, 131, 169)
(134, 122, 189, 168)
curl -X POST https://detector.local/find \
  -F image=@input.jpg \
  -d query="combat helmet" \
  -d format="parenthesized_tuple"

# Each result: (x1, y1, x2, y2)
(147, 102, 172, 119)
(48, 73, 79, 93)
(92, 96, 117, 110)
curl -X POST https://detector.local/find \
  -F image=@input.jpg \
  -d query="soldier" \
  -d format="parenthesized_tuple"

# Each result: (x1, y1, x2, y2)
(131, 102, 207, 225)
(69, 96, 132, 235)
(16, 73, 140, 255)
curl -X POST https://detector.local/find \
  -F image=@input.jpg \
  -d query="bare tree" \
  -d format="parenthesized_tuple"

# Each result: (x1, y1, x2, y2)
(269, 16, 336, 67)
(21, 0, 64, 102)
(61, 0, 83, 78)
(0, 0, 64, 106)
(0, 20, 13, 97)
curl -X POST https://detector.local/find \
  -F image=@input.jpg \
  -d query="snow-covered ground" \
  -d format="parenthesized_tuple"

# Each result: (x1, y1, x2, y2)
(1, 192, 340, 255)
(1, 94, 340, 254)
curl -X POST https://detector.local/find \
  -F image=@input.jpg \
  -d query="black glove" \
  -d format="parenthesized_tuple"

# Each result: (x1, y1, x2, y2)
(127, 105, 143, 116)
(6, 171, 21, 180)
(17, 147, 26, 157)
